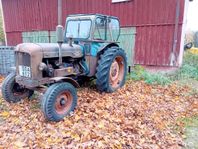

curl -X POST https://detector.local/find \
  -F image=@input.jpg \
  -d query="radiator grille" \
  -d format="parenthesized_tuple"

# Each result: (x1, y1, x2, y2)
(15, 51, 31, 66)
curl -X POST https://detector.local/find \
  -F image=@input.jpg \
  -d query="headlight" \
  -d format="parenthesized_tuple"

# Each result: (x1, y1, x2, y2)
(39, 62, 47, 71)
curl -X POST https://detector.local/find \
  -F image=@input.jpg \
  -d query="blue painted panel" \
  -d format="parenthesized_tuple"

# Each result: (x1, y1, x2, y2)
(90, 42, 103, 57)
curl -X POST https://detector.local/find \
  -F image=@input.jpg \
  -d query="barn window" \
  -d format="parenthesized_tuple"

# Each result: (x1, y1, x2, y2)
(112, 0, 131, 3)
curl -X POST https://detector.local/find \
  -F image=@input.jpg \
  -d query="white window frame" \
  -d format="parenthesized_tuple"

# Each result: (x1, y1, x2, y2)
(112, 0, 131, 3)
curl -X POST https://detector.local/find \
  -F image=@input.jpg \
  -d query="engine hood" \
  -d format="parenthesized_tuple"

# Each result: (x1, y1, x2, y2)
(15, 43, 83, 58)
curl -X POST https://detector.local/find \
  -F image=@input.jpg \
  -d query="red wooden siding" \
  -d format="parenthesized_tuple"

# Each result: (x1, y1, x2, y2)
(134, 25, 182, 66)
(2, 0, 58, 32)
(2, 0, 186, 66)
(6, 32, 22, 46)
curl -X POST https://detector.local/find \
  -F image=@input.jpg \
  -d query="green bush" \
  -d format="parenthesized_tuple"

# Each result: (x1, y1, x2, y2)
(129, 51, 198, 85)
(183, 51, 198, 69)
(173, 52, 198, 81)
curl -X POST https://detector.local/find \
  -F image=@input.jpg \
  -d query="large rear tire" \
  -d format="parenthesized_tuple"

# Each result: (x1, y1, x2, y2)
(41, 82, 77, 121)
(1, 73, 34, 103)
(96, 48, 127, 93)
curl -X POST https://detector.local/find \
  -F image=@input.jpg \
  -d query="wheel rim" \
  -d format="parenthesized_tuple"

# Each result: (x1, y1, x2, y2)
(12, 83, 28, 96)
(55, 91, 73, 115)
(109, 56, 125, 89)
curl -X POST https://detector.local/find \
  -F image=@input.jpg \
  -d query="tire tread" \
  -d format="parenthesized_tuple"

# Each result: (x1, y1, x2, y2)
(41, 82, 77, 121)
(96, 48, 127, 93)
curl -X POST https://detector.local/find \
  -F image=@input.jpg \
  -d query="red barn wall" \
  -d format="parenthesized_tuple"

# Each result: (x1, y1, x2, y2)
(2, 0, 186, 66)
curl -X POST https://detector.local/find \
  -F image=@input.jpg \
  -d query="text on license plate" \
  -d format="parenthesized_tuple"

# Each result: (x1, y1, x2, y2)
(19, 65, 31, 77)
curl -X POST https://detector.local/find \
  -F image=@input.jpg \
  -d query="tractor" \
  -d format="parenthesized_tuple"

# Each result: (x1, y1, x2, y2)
(2, 14, 127, 121)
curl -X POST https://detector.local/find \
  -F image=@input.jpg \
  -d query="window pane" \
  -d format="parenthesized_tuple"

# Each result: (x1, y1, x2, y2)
(107, 18, 120, 41)
(79, 21, 91, 38)
(66, 21, 79, 38)
(66, 20, 91, 39)
(94, 17, 106, 40)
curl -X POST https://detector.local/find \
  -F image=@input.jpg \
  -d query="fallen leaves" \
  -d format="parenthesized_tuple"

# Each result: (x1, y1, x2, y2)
(0, 80, 197, 148)
(0, 76, 4, 83)
(0, 111, 10, 118)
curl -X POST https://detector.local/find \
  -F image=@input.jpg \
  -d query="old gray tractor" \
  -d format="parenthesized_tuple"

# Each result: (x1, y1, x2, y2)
(2, 14, 127, 121)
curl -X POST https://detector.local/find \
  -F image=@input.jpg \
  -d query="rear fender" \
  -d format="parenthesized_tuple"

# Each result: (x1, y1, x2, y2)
(50, 77, 80, 88)
(97, 43, 119, 56)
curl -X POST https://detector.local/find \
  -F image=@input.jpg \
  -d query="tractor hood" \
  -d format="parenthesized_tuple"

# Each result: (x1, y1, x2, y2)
(15, 43, 83, 58)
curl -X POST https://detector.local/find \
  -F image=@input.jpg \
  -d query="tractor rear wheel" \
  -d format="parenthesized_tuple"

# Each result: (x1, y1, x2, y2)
(96, 48, 127, 93)
(41, 82, 77, 121)
(1, 72, 34, 103)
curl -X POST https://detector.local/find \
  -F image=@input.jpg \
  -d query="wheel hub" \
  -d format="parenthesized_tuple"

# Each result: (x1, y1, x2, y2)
(110, 61, 119, 81)
(109, 56, 125, 89)
(55, 91, 73, 115)
(111, 69, 117, 77)
(60, 98, 66, 106)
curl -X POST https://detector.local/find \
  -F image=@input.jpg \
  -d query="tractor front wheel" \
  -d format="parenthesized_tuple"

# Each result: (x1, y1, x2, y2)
(96, 48, 127, 93)
(41, 82, 77, 121)
(1, 72, 34, 103)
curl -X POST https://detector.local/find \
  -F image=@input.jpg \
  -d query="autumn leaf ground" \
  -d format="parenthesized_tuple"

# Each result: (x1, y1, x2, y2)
(0, 79, 197, 148)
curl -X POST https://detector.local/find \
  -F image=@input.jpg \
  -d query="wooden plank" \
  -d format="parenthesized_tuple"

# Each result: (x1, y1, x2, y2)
(118, 27, 136, 66)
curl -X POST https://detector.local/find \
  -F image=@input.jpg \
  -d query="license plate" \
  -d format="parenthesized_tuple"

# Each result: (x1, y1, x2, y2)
(19, 65, 31, 78)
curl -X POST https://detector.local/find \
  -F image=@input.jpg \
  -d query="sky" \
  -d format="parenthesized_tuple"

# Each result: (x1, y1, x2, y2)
(187, 0, 198, 31)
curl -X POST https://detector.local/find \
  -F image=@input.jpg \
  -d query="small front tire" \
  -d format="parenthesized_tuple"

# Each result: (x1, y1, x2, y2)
(41, 82, 77, 121)
(1, 73, 34, 103)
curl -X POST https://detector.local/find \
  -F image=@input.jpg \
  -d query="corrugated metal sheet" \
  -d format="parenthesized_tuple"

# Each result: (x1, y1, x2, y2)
(1, 0, 186, 66)
(0, 46, 15, 75)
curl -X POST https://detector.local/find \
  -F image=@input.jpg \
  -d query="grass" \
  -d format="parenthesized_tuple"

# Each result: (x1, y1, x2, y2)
(129, 65, 171, 85)
(181, 116, 198, 149)
(129, 51, 198, 86)
(171, 51, 198, 81)
(181, 116, 198, 128)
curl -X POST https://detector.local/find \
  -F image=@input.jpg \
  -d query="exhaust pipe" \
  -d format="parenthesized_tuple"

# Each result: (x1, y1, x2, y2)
(58, 0, 62, 25)
(56, 25, 64, 65)
(56, 0, 63, 65)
